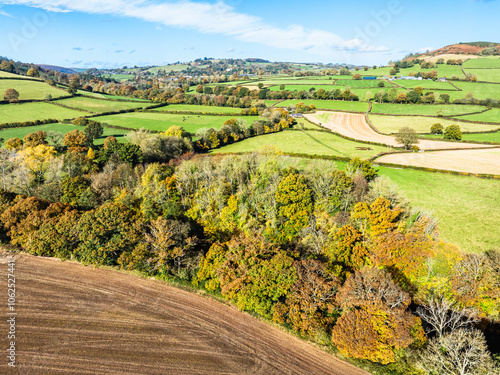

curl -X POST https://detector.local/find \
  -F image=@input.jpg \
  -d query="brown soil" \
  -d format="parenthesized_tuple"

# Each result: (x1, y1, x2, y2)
(0, 252, 369, 375)
(305, 111, 494, 151)
(376, 148, 500, 175)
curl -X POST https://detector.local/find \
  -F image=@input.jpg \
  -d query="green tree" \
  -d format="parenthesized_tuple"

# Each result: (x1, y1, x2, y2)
(60, 176, 91, 206)
(378, 81, 385, 87)
(0, 60, 14, 73)
(395, 127, 419, 150)
(430, 123, 444, 134)
(67, 77, 80, 95)
(26, 68, 39, 77)
(346, 158, 377, 181)
(444, 125, 462, 140)
(83, 121, 103, 145)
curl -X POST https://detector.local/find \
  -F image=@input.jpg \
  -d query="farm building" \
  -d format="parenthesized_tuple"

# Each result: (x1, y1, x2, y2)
(399, 75, 423, 80)
(362, 76, 377, 80)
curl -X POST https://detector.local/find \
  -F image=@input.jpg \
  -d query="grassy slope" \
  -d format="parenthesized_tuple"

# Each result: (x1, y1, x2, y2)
(0, 102, 87, 123)
(453, 108, 500, 123)
(368, 114, 499, 134)
(150, 104, 250, 114)
(377, 166, 500, 253)
(371, 103, 486, 116)
(212, 129, 391, 159)
(54, 97, 149, 113)
(392, 79, 457, 90)
(268, 84, 337, 92)
(94, 112, 258, 133)
(449, 81, 500, 100)
(277, 100, 369, 112)
(421, 131, 500, 143)
(0, 123, 128, 145)
(0, 71, 32, 79)
(0, 80, 69, 100)
(462, 56, 500, 68)
(464, 69, 500, 83)
(335, 80, 382, 88)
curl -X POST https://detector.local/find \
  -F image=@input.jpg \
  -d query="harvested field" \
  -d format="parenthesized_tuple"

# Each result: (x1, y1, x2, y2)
(0, 252, 368, 375)
(376, 148, 500, 175)
(306, 111, 494, 150)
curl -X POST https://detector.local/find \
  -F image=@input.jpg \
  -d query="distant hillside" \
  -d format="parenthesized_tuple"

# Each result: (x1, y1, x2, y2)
(405, 42, 500, 61)
(38, 64, 78, 74)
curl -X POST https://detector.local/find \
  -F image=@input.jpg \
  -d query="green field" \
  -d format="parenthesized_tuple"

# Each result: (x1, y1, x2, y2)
(335, 79, 382, 88)
(0, 79, 69, 100)
(94, 112, 257, 133)
(54, 97, 150, 113)
(147, 64, 190, 73)
(463, 56, 500, 68)
(463, 69, 500, 83)
(76, 91, 149, 102)
(212, 129, 391, 158)
(368, 114, 498, 134)
(377, 166, 500, 253)
(268, 84, 336, 92)
(101, 74, 135, 82)
(0, 71, 33, 79)
(0, 102, 87, 124)
(0, 123, 129, 145)
(452, 108, 500, 123)
(370, 103, 486, 116)
(393, 79, 458, 90)
(421, 131, 500, 143)
(277, 100, 369, 112)
(450, 81, 500, 100)
(150, 104, 251, 114)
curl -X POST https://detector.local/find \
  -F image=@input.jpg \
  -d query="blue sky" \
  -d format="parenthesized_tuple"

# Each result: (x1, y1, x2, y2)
(0, 0, 498, 69)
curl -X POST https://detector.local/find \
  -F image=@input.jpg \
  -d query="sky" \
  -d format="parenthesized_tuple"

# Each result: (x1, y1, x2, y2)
(0, 0, 498, 69)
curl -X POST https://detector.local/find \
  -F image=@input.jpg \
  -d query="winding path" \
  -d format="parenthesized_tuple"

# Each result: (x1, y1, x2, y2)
(305, 111, 495, 151)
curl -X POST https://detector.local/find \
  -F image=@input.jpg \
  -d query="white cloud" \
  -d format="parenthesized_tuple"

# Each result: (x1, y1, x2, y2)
(0, 0, 390, 57)
(0, 7, 13, 16)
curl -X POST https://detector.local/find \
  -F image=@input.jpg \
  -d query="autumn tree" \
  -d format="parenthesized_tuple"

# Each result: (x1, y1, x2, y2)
(352, 73, 362, 80)
(5, 138, 23, 150)
(18, 144, 56, 183)
(23, 131, 48, 148)
(0, 60, 14, 72)
(396, 127, 419, 150)
(26, 68, 39, 77)
(346, 158, 377, 181)
(275, 169, 314, 241)
(64, 130, 88, 152)
(430, 123, 444, 134)
(4, 89, 19, 102)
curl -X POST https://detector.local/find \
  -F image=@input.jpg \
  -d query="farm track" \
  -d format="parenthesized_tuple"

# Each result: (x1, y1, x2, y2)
(0, 252, 369, 375)
(375, 148, 500, 175)
(305, 111, 495, 151)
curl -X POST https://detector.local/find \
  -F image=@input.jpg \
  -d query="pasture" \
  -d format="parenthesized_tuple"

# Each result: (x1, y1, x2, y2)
(268, 84, 336, 92)
(368, 114, 498, 134)
(94, 112, 257, 133)
(0, 71, 33, 79)
(450, 81, 500, 100)
(54, 97, 150, 113)
(422, 131, 500, 144)
(212, 129, 391, 159)
(452, 108, 500, 123)
(0, 102, 87, 124)
(150, 104, 251, 114)
(370, 103, 486, 116)
(463, 69, 500, 83)
(335, 79, 382, 88)
(462, 56, 500, 68)
(0, 79, 69, 100)
(392, 79, 458, 90)
(376, 166, 500, 253)
(0, 123, 128, 145)
(277, 100, 369, 112)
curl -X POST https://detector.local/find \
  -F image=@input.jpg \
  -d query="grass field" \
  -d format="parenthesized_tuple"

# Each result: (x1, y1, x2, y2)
(463, 56, 500, 69)
(277, 100, 369, 112)
(0, 123, 129, 145)
(212, 129, 391, 159)
(422, 131, 500, 143)
(0, 102, 87, 124)
(335, 79, 382, 88)
(54, 97, 150, 113)
(268, 84, 336, 92)
(451, 108, 500, 123)
(370, 103, 486, 116)
(76, 91, 149, 102)
(0, 71, 33, 79)
(450, 81, 500, 100)
(151, 104, 251, 114)
(0, 80, 69, 100)
(463, 69, 500, 83)
(392, 79, 458, 90)
(368, 114, 498, 134)
(376, 166, 500, 253)
(94, 112, 257, 133)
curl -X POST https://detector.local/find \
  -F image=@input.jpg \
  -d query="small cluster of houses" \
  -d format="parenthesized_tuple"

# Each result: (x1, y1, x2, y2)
(381, 75, 447, 82)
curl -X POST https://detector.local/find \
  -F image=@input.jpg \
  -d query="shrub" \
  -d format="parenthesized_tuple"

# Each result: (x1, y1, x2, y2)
(430, 123, 443, 134)
(444, 125, 462, 140)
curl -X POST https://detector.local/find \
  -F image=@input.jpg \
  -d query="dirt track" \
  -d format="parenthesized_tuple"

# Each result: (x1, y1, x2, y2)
(0, 252, 369, 375)
(376, 148, 500, 175)
(305, 111, 494, 151)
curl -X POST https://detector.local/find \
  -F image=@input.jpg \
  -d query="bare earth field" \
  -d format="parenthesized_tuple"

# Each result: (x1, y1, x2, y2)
(376, 148, 500, 175)
(0, 252, 368, 375)
(305, 111, 494, 151)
